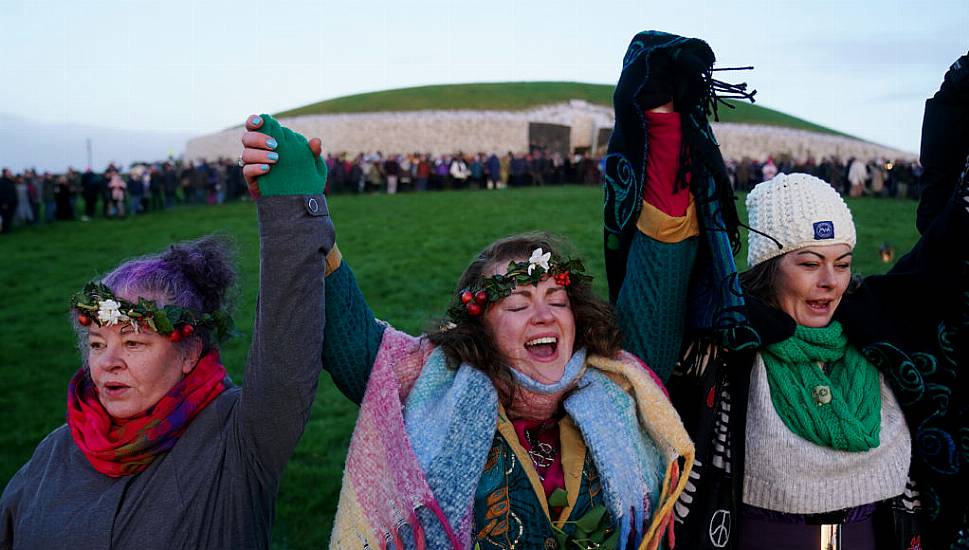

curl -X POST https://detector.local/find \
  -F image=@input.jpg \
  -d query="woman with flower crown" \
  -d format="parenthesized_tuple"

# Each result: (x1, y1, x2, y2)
(235, 114, 694, 550)
(0, 117, 334, 550)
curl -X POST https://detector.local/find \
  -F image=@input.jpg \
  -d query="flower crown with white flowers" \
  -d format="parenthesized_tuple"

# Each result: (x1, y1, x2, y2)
(71, 282, 235, 343)
(447, 247, 591, 321)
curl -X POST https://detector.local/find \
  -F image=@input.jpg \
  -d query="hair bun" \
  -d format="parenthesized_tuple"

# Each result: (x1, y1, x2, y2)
(162, 235, 236, 313)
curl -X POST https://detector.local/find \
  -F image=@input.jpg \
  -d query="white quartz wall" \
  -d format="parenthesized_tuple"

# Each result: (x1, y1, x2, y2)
(185, 104, 914, 164)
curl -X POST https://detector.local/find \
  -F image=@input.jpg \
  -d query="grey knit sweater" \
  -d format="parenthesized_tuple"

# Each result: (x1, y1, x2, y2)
(743, 354, 911, 514)
(0, 195, 334, 550)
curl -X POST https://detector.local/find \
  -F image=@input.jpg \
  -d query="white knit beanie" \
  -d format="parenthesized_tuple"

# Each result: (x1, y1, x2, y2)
(746, 173, 856, 268)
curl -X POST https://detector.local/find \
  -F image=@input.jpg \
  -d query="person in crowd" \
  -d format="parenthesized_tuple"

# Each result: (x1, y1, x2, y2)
(54, 173, 74, 221)
(240, 115, 694, 550)
(761, 156, 777, 182)
(106, 168, 127, 218)
(868, 159, 887, 196)
(399, 153, 413, 191)
(128, 165, 146, 214)
(148, 164, 164, 211)
(160, 162, 177, 208)
(13, 173, 34, 226)
(440, 154, 453, 190)
(469, 153, 484, 188)
(449, 152, 470, 188)
(0, 168, 17, 233)
(847, 156, 868, 197)
(485, 152, 501, 189)
(80, 167, 100, 221)
(415, 153, 431, 191)
(605, 31, 969, 549)
(0, 115, 334, 549)
(383, 154, 400, 194)
(509, 151, 527, 186)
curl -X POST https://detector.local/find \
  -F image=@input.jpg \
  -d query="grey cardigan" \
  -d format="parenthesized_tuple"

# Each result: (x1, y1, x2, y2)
(0, 194, 334, 550)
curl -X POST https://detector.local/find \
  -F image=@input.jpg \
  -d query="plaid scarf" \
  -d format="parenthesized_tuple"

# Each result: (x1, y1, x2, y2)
(67, 351, 227, 477)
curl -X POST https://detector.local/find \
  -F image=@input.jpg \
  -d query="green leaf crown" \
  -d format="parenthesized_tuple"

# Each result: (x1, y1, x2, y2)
(71, 281, 236, 343)
(447, 248, 592, 321)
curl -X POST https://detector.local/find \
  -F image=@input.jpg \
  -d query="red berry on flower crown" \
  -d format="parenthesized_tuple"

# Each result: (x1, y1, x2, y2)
(466, 302, 482, 316)
(169, 330, 183, 343)
(77, 313, 91, 326)
(460, 290, 474, 304)
(474, 290, 488, 304)
(181, 324, 194, 336)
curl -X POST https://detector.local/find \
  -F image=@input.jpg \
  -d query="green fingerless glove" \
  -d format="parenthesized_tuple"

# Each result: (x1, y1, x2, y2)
(256, 114, 327, 196)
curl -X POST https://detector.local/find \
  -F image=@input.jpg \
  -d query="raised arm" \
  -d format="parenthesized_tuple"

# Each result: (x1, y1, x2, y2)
(916, 53, 969, 234)
(240, 118, 409, 407)
(236, 115, 335, 477)
(613, 104, 700, 382)
(320, 251, 388, 404)
(838, 56, 969, 349)
(605, 35, 756, 382)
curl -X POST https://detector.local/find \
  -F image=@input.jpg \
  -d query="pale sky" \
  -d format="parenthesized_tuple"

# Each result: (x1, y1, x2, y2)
(1, 0, 966, 171)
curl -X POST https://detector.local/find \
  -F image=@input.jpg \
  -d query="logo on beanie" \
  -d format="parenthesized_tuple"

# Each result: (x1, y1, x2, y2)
(813, 221, 835, 240)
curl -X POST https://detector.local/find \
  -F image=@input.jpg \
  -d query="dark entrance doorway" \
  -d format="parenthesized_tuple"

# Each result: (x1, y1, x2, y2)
(528, 123, 571, 157)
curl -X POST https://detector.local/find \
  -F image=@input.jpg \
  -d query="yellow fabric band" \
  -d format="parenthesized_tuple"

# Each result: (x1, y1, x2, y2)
(636, 198, 700, 243)
(324, 243, 343, 277)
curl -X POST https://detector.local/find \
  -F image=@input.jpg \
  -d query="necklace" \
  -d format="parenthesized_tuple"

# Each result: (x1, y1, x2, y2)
(523, 422, 558, 476)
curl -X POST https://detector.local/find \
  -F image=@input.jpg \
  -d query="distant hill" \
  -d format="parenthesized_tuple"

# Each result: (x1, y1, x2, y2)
(0, 113, 193, 173)
(274, 81, 848, 137)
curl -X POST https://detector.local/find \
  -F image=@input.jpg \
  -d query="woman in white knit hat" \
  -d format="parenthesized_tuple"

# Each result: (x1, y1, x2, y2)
(607, 37, 969, 550)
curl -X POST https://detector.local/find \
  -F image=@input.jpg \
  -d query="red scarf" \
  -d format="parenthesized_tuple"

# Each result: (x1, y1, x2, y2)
(67, 352, 227, 477)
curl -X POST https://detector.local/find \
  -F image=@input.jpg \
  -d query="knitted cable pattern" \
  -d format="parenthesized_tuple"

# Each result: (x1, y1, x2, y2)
(761, 321, 882, 451)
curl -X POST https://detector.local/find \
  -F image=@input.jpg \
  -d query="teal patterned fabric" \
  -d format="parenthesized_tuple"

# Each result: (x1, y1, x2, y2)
(603, 30, 758, 353)
(616, 231, 697, 382)
(472, 433, 611, 550)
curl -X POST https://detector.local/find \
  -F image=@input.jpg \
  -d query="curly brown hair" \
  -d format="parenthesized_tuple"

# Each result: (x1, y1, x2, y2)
(426, 232, 621, 405)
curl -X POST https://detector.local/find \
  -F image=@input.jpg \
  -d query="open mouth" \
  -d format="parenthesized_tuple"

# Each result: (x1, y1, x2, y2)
(806, 300, 832, 313)
(525, 336, 558, 359)
(102, 382, 131, 396)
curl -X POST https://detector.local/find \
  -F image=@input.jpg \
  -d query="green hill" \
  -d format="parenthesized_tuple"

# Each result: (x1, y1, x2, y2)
(275, 81, 847, 137)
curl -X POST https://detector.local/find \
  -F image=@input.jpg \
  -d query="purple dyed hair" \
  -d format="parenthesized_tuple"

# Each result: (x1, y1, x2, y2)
(74, 235, 237, 354)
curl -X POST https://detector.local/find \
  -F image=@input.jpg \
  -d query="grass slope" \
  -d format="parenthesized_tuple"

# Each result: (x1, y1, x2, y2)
(0, 187, 918, 548)
(275, 81, 847, 137)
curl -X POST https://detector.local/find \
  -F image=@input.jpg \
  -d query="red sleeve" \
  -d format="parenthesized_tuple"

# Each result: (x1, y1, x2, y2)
(643, 110, 691, 217)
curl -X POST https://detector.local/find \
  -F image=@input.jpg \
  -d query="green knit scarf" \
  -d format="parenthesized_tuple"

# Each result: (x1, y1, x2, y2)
(761, 321, 881, 452)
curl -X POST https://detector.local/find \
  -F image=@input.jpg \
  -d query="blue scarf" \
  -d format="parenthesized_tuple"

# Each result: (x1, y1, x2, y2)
(403, 348, 666, 550)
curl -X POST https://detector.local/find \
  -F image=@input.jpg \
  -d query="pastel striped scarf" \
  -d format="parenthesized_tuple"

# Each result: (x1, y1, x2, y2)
(330, 328, 694, 550)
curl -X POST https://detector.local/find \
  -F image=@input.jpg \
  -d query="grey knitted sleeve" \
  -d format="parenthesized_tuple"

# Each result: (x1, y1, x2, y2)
(237, 194, 334, 477)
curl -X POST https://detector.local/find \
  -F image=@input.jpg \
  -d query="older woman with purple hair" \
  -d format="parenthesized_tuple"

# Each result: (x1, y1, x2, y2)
(0, 116, 334, 550)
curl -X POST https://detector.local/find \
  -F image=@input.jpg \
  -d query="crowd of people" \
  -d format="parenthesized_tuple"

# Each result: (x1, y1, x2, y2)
(0, 147, 924, 236)
(0, 149, 605, 234)
(0, 159, 247, 233)
(730, 155, 924, 198)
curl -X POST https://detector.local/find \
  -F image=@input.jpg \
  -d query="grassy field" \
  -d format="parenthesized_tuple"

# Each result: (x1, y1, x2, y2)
(274, 81, 847, 137)
(0, 186, 919, 548)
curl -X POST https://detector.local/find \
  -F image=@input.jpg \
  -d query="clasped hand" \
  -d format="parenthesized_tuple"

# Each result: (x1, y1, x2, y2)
(239, 114, 327, 197)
